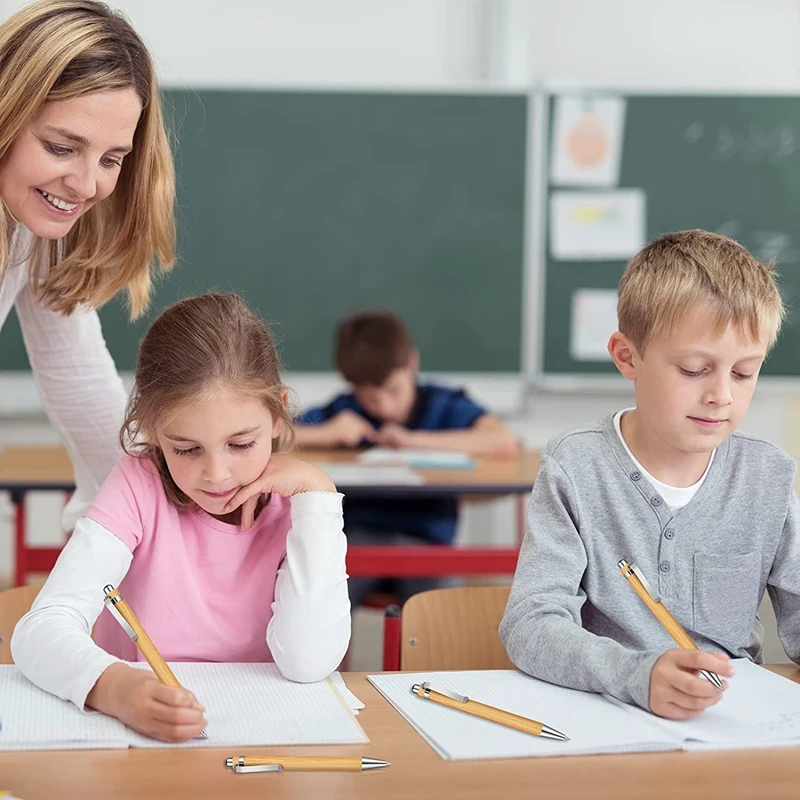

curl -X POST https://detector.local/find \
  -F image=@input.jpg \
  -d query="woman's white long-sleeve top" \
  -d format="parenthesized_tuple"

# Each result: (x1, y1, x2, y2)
(0, 226, 126, 529)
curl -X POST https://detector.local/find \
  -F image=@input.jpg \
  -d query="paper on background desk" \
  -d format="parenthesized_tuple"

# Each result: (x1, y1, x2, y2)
(316, 463, 424, 486)
(358, 448, 475, 469)
(0, 663, 366, 751)
(368, 670, 683, 760)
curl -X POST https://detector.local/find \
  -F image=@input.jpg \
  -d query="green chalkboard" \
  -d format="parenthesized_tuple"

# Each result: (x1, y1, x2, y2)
(542, 93, 800, 378)
(0, 90, 527, 372)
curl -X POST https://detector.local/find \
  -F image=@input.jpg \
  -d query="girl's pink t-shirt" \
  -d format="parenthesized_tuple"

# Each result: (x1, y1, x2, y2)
(87, 455, 291, 663)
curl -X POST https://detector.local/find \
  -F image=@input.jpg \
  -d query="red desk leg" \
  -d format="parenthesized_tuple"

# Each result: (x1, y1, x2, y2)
(382, 604, 402, 671)
(12, 489, 27, 587)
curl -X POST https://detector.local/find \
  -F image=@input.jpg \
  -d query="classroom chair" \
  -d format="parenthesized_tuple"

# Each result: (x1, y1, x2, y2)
(382, 585, 515, 671)
(0, 584, 40, 665)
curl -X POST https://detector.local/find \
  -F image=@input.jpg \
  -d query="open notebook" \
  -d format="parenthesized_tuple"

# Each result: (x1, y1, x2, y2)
(369, 660, 800, 760)
(0, 663, 366, 751)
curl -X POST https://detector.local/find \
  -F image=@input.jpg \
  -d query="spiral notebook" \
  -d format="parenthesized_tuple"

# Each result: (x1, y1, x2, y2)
(369, 661, 800, 760)
(0, 662, 366, 751)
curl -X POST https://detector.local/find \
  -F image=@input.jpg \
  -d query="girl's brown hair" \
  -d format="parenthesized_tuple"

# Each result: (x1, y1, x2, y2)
(121, 293, 294, 507)
(0, 0, 175, 318)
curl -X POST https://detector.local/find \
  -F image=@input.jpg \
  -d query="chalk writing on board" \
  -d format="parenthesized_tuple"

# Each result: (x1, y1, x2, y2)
(715, 220, 799, 264)
(685, 123, 800, 164)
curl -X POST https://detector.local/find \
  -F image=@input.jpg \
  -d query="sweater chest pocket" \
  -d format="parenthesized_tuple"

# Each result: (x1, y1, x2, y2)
(692, 551, 760, 645)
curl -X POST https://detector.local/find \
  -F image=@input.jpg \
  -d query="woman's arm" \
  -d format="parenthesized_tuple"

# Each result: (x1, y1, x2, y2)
(11, 517, 132, 708)
(267, 492, 351, 682)
(15, 282, 127, 530)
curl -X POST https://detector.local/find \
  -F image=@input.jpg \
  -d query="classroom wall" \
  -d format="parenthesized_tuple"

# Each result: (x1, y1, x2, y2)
(1, 2, 800, 664)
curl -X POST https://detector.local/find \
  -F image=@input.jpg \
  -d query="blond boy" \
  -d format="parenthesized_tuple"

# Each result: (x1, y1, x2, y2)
(500, 230, 800, 719)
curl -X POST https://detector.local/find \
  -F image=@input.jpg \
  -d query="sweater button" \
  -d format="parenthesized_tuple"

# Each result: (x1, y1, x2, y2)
(664, 528, 675, 540)
(651, 495, 662, 506)
(660, 561, 671, 573)
(630, 471, 641, 481)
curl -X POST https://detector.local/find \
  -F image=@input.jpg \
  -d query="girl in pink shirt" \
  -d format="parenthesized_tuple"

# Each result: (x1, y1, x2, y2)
(12, 293, 350, 742)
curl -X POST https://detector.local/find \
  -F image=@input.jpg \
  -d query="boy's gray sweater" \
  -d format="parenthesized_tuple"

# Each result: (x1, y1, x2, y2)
(499, 414, 800, 710)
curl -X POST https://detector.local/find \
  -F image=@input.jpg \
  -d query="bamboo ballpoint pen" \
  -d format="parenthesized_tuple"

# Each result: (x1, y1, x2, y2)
(103, 584, 208, 738)
(225, 756, 391, 773)
(411, 683, 569, 741)
(617, 560, 724, 691)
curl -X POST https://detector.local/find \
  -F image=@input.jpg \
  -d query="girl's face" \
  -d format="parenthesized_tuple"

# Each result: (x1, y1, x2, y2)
(156, 389, 282, 521)
(0, 87, 142, 239)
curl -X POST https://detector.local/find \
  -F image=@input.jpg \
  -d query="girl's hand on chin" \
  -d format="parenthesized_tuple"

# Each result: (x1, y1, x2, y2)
(223, 455, 337, 530)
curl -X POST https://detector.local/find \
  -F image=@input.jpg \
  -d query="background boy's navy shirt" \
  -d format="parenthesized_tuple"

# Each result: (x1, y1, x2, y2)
(295, 383, 486, 544)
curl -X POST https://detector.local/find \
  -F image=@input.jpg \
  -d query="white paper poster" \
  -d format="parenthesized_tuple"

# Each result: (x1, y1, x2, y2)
(550, 189, 646, 261)
(551, 95, 626, 186)
(570, 289, 618, 361)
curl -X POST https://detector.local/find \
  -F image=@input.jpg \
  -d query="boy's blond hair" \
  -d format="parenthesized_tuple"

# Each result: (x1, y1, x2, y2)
(617, 229, 785, 353)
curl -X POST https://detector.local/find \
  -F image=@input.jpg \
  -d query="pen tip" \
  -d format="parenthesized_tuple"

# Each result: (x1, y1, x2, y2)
(362, 758, 391, 769)
(540, 725, 570, 741)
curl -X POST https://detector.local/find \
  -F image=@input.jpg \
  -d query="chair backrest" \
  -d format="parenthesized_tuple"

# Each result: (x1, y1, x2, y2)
(400, 585, 515, 671)
(0, 585, 41, 665)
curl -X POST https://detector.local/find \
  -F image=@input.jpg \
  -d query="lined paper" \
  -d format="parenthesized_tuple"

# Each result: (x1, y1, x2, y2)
(126, 662, 367, 748)
(369, 670, 683, 760)
(0, 666, 126, 751)
(0, 664, 366, 751)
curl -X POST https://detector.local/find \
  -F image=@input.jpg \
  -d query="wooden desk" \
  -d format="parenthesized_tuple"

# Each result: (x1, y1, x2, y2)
(2, 667, 800, 800)
(0, 446, 538, 586)
(0, 446, 540, 496)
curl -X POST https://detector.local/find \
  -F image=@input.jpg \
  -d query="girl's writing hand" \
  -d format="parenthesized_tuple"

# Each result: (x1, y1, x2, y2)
(225, 454, 337, 530)
(87, 663, 206, 743)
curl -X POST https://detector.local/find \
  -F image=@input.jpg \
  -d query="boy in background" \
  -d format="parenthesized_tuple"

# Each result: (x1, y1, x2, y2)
(500, 230, 800, 719)
(296, 310, 519, 606)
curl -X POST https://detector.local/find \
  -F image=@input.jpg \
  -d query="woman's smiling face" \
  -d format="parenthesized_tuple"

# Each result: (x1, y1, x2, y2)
(0, 87, 141, 238)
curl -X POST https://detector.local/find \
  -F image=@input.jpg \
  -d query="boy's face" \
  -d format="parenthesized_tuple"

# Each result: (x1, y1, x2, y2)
(609, 307, 769, 455)
(352, 361, 418, 425)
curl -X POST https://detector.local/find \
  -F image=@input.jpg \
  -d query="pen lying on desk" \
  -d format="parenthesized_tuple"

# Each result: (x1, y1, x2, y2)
(617, 559, 724, 691)
(411, 682, 569, 741)
(225, 756, 390, 773)
(103, 584, 208, 738)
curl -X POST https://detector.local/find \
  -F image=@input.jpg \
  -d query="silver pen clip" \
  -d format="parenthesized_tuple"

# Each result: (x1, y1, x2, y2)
(229, 756, 282, 774)
(233, 764, 283, 774)
(620, 559, 662, 604)
(102, 596, 137, 642)
(417, 681, 469, 703)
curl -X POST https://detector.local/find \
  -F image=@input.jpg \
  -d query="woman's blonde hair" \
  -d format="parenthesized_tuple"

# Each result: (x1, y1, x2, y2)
(0, 0, 175, 318)
(121, 293, 295, 508)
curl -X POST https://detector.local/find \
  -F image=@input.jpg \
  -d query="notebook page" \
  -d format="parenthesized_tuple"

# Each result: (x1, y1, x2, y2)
(0, 666, 127, 751)
(620, 659, 800, 749)
(369, 670, 682, 760)
(315, 463, 424, 486)
(125, 663, 368, 748)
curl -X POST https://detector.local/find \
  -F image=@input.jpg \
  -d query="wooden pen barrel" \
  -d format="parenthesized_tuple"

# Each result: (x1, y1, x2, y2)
(235, 756, 365, 771)
(112, 596, 182, 687)
(422, 692, 544, 736)
(626, 572, 695, 650)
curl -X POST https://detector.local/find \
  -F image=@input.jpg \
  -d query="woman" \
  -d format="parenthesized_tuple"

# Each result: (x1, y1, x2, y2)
(0, 0, 175, 528)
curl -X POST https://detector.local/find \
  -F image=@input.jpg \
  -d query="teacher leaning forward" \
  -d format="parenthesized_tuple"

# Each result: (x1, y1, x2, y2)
(0, 0, 175, 528)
